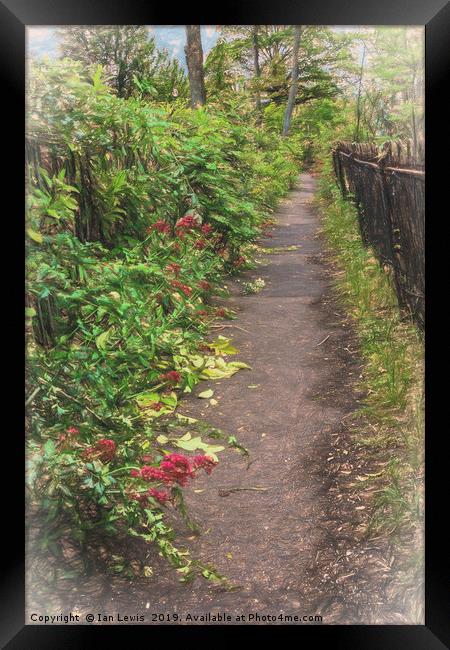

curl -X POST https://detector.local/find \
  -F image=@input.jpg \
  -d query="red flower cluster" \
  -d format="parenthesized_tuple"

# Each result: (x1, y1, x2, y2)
(233, 256, 246, 268)
(165, 262, 181, 275)
(201, 223, 214, 235)
(170, 279, 192, 297)
(134, 453, 217, 489)
(140, 466, 168, 482)
(148, 488, 170, 504)
(97, 439, 116, 462)
(215, 308, 226, 317)
(192, 455, 217, 475)
(196, 309, 209, 318)
(130, 492, 150, 506)
(57, 425, 80, 448)
(130, 487, 171, 507)
(159, 454, 194, 486)
(194, 239, 207, 250)
(149, 220, 171, 234)
(198, 280, 211, 291)
(175, 214, 198, 231)
(158, 370, 181, 384)
(84, 438, 116, 463)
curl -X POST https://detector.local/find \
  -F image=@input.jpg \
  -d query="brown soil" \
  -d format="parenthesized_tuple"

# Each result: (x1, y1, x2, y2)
(27, 173, 419, 625)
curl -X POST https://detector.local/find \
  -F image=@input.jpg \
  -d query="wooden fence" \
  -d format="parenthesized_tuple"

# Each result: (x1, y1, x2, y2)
(332, 140, 425, 330)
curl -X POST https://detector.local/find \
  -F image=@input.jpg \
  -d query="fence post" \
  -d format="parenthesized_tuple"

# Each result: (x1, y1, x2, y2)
(378, 165, 406, 311)
(331, 141, 424, 329)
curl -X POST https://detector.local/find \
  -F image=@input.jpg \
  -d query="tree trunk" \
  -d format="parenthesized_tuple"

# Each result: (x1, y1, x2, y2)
(185, 25, 206, 108)
(282, 26, 302, 136)
(353, 42, 367, 142)
(252, 26, 262, 124)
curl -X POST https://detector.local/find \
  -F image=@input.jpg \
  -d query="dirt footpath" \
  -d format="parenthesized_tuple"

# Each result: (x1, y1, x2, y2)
(28, 173, 411, 625)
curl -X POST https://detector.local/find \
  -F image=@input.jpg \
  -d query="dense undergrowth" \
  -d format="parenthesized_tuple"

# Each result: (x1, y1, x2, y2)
(25, 61, 301, 581)
(316, 157, 424, 606)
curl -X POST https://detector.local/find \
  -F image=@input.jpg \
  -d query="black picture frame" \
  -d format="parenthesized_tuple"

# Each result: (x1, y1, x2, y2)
(2, 0, 448, 646)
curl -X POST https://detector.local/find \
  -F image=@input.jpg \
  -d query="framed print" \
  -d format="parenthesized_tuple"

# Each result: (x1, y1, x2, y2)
(1, 0, 448, 646)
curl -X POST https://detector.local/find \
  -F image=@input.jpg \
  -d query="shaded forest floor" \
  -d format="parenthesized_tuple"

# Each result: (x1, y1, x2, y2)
(27, 173, 420, 624)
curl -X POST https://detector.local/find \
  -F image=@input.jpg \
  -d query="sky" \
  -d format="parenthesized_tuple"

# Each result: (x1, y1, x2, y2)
(26, 26, 220, 65)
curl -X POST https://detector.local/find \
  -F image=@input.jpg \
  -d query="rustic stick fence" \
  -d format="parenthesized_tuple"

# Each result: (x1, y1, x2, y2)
(332, 140, 425, 330)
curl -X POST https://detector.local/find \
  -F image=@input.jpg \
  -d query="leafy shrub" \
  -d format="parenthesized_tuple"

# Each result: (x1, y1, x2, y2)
(26, 60, 300, 580)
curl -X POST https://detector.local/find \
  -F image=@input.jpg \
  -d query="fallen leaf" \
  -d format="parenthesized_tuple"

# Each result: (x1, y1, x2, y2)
(198, 389, 214, 399)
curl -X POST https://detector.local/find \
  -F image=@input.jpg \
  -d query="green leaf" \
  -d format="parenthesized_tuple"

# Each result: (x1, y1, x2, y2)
(207, 336, 239, 355)
(175, 436, 204, 451)
(96, 329, 112, 350)
(135, 392, 160, 407)
(27, 228, 43, 244)
(46, 208, 61, 219)
(176, 413, 198, 424)
(198, 389, 214, 399)
(201, 367, 237, 379)
(161, 392, 177, 408)
(229, 361, 252, 370)
(44, 439, 56, 457)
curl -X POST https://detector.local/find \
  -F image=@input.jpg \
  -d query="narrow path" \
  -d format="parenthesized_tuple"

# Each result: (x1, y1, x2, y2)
(100, 173, 365, 622)
(27, 174, 416, 625)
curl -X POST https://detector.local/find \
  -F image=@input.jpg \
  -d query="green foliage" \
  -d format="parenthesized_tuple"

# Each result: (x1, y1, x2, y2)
(214, 26, 352, 109)
(57, 26, 189, 100)
(26, 24, 424, 589)
(26, 58, 300, 579)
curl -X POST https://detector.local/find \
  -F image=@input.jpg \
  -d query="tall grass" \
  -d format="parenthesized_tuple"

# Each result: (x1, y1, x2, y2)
(315, 159, 424, 542)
